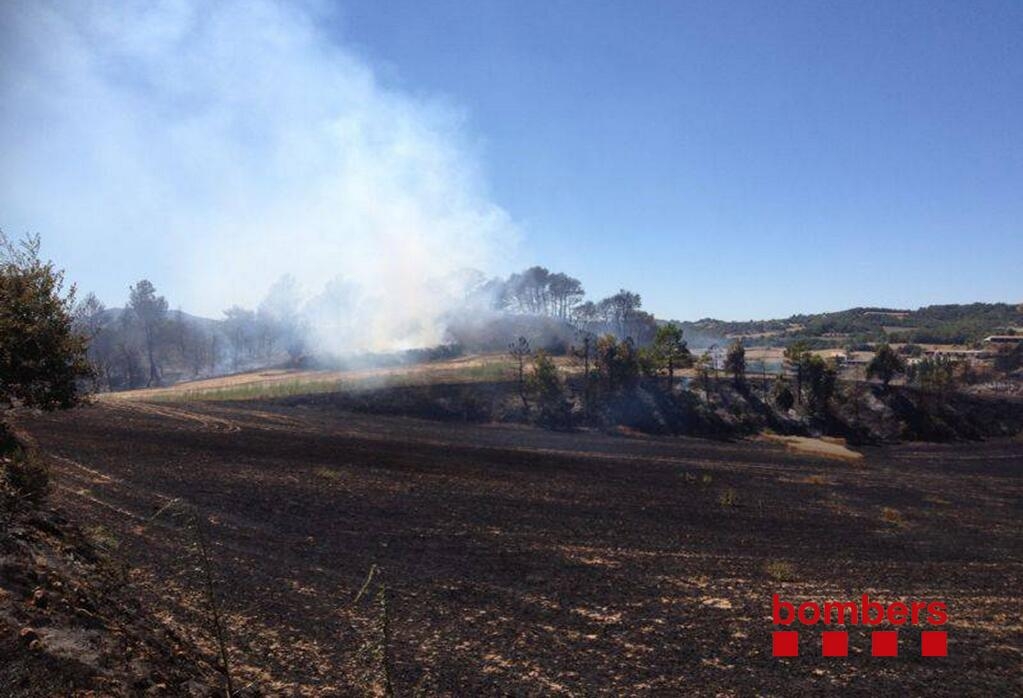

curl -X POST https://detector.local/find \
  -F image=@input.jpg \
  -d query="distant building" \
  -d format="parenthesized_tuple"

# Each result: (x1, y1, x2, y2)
(920, 345, 990, 358)
(984, 335, 1023, 345)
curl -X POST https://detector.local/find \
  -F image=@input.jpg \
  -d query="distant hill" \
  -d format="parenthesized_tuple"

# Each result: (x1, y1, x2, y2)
(674, 302, 1023, 348)
(102, 307, 225, 331)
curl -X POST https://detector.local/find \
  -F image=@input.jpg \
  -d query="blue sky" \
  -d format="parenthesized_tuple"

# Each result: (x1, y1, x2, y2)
(1, 1, 1021, 322)
(335, 0, 1022, 319)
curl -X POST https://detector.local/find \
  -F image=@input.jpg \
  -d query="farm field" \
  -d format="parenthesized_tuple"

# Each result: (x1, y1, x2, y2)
(14, 384, 1023, 695)
(102, 355, 532, 403)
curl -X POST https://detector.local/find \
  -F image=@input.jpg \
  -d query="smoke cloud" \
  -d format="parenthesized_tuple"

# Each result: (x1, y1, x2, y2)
(0, 0, 517, 354)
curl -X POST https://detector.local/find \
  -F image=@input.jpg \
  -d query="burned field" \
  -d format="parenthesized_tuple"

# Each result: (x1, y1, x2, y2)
(15, 395, 1023, 695)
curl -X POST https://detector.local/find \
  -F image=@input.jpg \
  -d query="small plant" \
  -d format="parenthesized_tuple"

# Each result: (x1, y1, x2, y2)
(681, 471, 715, 487)
(316, 467, 343, 481)
(191, 511, 235, 697)
(354, 564, 395, 697)
(881, 507, 905, 526)
(85, 524, 120, 551)
(143, 501, 234, 696)
(764, 560, 796, 582)
(0, 446, 50, 508)
(718, 487, 739, 507)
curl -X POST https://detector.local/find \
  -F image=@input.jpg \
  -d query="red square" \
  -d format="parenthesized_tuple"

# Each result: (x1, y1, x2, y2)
(872, 631, 898, 656)
(822, 631, 849, 657)
(773, 631, 798, 657)
(921, 631, 947, 657)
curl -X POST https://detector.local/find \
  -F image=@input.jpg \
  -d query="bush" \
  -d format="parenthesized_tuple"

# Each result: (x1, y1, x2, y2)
(594, 335, 640, 393)
(1, 431, 50, 514)
(772, 379, 795, 411)
(1, 231, 92, 410)
(528, 351, 573, 429)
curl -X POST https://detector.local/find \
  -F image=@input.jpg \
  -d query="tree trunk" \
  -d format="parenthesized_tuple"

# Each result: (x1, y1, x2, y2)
(518, 360, 529, 410)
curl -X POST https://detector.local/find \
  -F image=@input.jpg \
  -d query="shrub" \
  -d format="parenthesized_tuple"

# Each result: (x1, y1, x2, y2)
(866, 343, 906, 388)
(717, 487, 739, 507)
(528, 351, 573, 429)
(764, 560, 796, 581)
(772, 378, 795, 411)
(1, 231, 92, 410)
(1, 445, 50, 509)
(881, 507, 905, 526)
(594, 335, 640, 393)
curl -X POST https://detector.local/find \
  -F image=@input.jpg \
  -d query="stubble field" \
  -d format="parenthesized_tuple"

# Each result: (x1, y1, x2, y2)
(15, 383, 1023, 695)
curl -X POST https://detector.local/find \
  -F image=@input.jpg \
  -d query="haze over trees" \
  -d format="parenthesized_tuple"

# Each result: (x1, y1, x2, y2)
(70, 272, 318, 390)
(127, 280, 169, 387)
(1, 230, 1018, 455)
(6, 226, 1012, 420)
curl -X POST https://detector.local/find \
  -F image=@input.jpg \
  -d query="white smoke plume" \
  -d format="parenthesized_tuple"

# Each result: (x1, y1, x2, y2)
(0, 0, 517, 354)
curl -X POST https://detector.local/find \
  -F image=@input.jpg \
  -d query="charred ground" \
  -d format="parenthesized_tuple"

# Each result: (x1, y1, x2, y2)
(10, 394, 1023, 695)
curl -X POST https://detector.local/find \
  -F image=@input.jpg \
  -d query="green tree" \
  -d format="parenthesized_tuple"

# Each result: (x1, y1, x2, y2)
(694, 351, 713, 401)
(724, 339, 746, 387)
(803, 354, 838, 415)
(910, 356, 960, 398)
(651, 323, 691, 389)
(772, 377, 795, 411)
(783, 341, 811, 404)
(594, 335, 640, 392)
(528, 351, 571, 428)
(866, 343, 906, 388)
(508, 336, 532, 410)
(1, 232, 92, 410)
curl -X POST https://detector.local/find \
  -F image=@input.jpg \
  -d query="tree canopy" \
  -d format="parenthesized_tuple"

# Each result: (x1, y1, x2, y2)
(866, 343, 906, 388)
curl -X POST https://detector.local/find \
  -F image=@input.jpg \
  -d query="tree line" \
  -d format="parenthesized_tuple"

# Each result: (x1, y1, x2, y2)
(72, 261, 671, 390)
(73, 275, 308, 390)
(482, 265, 659, 343)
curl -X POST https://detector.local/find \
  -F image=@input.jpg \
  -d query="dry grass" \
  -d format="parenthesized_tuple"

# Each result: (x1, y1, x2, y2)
(85, 524, 120, 551)
(717, 487, 739, 508)
(763, 560, 796, 582)
(881, 507, 906, 526)
(316, 467, 343, 482)
(679, 471, 714, 486)
(761, 434, 863, 461)
(103, 354, 547, 404)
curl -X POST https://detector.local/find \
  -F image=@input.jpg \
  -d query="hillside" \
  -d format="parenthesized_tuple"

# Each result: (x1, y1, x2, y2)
(677, 302, 1023, 348)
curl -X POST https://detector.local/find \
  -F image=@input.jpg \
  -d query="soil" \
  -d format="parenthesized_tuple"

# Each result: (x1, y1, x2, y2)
(11, 398, 1023, 696)
(1, 422, 219, 696)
